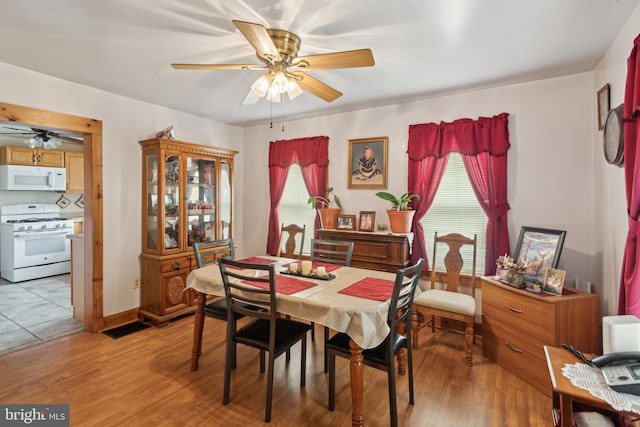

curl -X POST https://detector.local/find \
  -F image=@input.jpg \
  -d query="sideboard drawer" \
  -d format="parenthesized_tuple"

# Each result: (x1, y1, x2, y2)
(483, 283, 555, 343)
(161, 257, 191, 273)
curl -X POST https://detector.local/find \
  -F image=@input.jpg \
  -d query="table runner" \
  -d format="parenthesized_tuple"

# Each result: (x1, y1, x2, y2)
(338, 277, 395, 301)
(226, 256, 277, 270)
(281, 261, 343, 273)
(241, 275, 318, 295)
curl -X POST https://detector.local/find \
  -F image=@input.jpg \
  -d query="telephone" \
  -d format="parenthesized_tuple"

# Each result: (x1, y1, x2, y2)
(592, 351, 640, 395)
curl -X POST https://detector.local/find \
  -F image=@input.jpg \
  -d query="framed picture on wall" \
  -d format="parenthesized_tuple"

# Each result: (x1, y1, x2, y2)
(348, 136, 388, 189)
(597, 83, 610, 130)
(513, 226, 566, 284)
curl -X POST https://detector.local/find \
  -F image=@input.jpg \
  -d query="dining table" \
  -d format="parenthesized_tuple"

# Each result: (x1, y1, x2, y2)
(186, 255, 406, 427)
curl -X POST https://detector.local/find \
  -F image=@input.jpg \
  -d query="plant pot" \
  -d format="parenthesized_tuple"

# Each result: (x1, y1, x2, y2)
(318, 208, 342, 229)
(386, 209, 415, 233)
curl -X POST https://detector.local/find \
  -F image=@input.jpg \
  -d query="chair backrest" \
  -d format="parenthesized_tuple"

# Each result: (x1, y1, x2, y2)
(309, 238, 354, 266)
(387, 258, 424, 331)
(219, 258, 276, 321)
(193, 238, 234, 268)
(430, 232, 477, 296)
(277, 223, 306, 259)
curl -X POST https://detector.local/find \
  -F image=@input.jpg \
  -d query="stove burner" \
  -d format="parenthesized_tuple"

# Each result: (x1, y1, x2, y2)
(7, 217, 66, 223)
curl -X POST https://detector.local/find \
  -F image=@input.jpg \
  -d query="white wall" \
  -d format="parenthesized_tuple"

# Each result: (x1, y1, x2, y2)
(0, 62, 244, 316)
(593, 8, 640, 316)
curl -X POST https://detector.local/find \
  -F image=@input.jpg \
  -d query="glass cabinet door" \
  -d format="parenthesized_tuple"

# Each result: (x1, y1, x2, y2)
(145, 153, 159, 251)
(163, 154, 180, 250)
(220, 161, 232, 239)
(185, 156, 216, 247)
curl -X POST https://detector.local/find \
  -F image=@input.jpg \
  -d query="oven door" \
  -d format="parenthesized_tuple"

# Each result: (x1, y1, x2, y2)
(12, 229, 72, 268)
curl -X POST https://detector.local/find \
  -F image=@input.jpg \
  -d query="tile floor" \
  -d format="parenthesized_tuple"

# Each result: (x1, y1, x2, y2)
(0, 274, 84, 355)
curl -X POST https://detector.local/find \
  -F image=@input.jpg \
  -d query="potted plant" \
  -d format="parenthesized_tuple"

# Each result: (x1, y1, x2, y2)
(375, 191, 421, 233)
(308, 187, 342, 229)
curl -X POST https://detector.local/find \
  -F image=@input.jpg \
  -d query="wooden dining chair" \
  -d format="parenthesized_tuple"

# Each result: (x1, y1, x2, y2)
(219, 258, 312, 423)
(276, 223, 305, 259)
(327, 258, 424, 427)
(412, 232, 477, 366)
(193, 238, 257, 322)
(309, 238, 354, 372)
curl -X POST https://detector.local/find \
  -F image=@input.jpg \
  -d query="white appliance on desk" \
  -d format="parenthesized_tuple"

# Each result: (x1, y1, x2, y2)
(0, 203, 73, 282)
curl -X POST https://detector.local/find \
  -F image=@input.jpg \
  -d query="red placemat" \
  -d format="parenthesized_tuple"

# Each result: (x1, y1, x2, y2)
(241, 275, 318, 295)
(338, 277, 395, 301)
(226, 257, 276, 270)
(281, 261, 343, 273)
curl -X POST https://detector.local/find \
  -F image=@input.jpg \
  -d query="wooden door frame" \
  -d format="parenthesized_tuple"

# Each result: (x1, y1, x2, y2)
(0, 101, 104, 332)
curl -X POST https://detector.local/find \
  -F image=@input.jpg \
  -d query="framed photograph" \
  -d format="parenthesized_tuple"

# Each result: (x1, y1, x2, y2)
(348, 136, 388, 189)
(598, 83, 610, 130)
(358, 211, 376, 232)
(513, 226, 567, 284)
(544, 268, 566, 295)
(337, 214, 356, 231)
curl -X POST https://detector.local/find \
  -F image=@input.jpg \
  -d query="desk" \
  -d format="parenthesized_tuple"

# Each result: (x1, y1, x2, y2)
(186, 256, 401, 427)
(544, 345, 636, 427)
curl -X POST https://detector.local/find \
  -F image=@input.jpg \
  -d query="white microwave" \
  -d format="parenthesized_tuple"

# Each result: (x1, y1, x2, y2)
(0, 165, 67, 191)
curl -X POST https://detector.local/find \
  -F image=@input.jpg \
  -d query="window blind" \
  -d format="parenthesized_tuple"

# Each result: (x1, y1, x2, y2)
(278, 164, 316, 255)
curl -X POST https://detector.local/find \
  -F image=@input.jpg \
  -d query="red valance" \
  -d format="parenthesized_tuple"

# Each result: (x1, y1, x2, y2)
(268, 136, 329, 167)
(408, 113, 510, 159)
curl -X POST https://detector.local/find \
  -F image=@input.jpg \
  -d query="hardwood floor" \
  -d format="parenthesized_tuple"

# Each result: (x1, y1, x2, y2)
(0, 315, 552, 426)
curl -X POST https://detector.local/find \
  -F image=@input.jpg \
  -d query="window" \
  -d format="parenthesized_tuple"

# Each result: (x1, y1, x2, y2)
(420, 153, 486, 274)
(278, 164, 316, 254)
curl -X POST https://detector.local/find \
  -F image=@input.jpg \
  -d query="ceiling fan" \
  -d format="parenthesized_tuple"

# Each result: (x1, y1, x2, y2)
(0, 126, 82, 149)
(171, 20, 375, 104)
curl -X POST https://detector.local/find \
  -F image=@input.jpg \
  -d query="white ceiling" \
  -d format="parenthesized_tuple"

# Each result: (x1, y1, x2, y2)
(0, 0, 637, 127)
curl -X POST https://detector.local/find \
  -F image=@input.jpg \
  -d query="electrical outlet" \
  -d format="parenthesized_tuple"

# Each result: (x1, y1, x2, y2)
(133, 277, 140, 289)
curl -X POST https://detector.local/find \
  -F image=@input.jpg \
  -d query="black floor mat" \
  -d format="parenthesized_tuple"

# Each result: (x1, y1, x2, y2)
(102, 322, 151, 339)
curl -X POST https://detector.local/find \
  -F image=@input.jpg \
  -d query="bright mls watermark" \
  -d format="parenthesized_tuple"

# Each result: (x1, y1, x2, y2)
(0, 405, 69, 426)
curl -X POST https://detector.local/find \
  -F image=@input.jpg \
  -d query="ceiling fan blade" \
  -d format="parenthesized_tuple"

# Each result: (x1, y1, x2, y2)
(240, 88, 260, 106)
(171, 63, 265, 71)
(232, 20, 282, 63)
(293, 49, 374, 70)
(292, 72, 342, 102)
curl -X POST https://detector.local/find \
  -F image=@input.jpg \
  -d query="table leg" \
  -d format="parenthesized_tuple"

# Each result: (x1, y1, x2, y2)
(560, 394, 573, 427)
(349, 339, 364, 427)
(191, 291, 206, 371)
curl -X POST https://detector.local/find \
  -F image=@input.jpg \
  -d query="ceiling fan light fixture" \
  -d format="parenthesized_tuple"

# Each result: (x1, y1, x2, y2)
(43, 137, 62, 149)
(24, 136, 43, 148)
(250, 73, 271, 97)
(285, 79, 303, 100)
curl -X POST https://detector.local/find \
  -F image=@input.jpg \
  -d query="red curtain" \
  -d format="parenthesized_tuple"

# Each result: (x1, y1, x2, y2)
(266, 136, 328, 255)
(407, 113, 511, 274)
(619, 34, 640, 315)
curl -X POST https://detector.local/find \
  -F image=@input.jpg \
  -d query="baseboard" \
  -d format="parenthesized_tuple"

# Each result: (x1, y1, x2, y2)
(101, 308, 141, 332)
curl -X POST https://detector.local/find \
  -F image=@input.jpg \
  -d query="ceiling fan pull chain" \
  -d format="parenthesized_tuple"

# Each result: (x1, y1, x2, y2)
(281, 98, 285, 132)
(269, 102, 273, 129)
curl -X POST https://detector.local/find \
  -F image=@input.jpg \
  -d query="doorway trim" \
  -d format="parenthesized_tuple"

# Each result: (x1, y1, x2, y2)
(0, 101, 104, 333)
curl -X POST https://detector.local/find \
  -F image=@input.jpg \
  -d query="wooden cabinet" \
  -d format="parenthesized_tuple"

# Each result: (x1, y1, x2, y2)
(65, 152, 84, 193)
(0, 145, 65, 166)
(481, 277, 599, 394)
(138, 138, 237, 326)
(317, 229, 411, 272)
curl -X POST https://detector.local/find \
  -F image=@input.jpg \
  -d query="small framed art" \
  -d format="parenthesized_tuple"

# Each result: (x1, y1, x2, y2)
(348, 136, 388, 189)
(337, 215, 356, 231)
(598, 83, 610, 130)
(358, 211, 376, 232)
(544, 268, 566, 295)
(513, 226, 566, 284)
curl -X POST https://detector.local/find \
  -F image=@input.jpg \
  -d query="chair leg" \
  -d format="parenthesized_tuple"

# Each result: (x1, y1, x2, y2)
(260, 350, 265, 373)
(300, 336, 307, 387)
(407, 342, 415, 405)
(328, 349, 336, 411)
(411, 311, 421, 349)
(430, 314, 436, 333)
(311, 321, 315, 341)
(265, 352, 275, 422)
(223, 339, 233, 405)
(388, 356, 398, 427)
(323, 326, 330, 373)
(465, 321, 473, 367)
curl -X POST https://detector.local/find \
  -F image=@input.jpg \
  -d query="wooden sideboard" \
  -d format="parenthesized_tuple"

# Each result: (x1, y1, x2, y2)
(317, 229, 411, 272)
(481, 277, 600, 394)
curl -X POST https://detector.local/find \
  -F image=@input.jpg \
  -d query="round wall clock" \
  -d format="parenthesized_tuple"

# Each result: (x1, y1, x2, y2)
(603, 104, 624, 167)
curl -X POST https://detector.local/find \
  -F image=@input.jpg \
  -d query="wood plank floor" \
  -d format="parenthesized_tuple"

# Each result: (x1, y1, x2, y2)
(0, 315, 552, 426)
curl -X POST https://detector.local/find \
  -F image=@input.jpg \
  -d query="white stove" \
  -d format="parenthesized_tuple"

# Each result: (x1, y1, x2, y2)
(0, 204, 73, 282)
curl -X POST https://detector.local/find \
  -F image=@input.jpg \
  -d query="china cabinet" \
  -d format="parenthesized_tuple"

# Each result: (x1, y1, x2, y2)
(139, 138, 237, 326)
(0, 145, 65, 167)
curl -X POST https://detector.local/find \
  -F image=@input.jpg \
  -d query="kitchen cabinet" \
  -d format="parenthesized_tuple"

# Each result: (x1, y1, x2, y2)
(317, 229, 411, 272)
(65, 152, 84, 193)
(0, 145, 65, 167)
(138, 137, 237, 326)
(481, 277, 599, 394)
